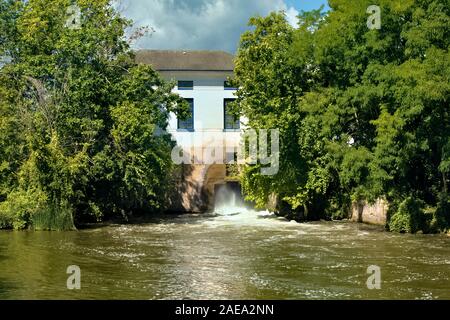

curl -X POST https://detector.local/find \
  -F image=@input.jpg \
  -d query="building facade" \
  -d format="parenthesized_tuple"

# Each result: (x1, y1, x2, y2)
(135, 50, 243, 212)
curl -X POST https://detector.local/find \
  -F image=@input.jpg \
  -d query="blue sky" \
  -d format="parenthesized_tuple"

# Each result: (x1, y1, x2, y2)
(122, 0, 330, 53)
(287, 0, 330, 12)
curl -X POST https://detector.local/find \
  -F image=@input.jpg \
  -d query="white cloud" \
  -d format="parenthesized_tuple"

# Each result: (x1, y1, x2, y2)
(285, 6, 299, 28)
(117, 0, 299, 53)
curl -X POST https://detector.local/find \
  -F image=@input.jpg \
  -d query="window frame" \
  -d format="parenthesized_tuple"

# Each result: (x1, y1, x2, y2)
(224, 98, 240, 131)
(178, 98, 194, 131)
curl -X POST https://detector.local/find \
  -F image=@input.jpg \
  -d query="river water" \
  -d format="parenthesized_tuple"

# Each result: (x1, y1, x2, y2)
(0, 208, 449, 300)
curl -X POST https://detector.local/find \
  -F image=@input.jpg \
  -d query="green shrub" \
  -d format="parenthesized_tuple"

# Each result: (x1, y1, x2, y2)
(0, 189, 76, 231)
(0, 189, 47, 230)
(435, 193, 450, 231)
(32, 200, 75, 231)
(389, 197, 426, 233)
(327, 196, 351, 220)
(0, 211, 13, 229)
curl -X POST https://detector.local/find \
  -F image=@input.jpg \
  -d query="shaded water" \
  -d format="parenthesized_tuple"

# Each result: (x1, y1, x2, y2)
(0, 208, 449, 300)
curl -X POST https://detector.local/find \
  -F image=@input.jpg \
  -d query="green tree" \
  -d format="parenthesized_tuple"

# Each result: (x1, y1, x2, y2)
(0, 0, 187, 230)
(234, 0, 449, 232)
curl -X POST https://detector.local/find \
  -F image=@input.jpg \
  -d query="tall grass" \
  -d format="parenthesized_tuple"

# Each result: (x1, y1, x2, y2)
(0, 211, 13, 229)
(32, 201, 76, 231)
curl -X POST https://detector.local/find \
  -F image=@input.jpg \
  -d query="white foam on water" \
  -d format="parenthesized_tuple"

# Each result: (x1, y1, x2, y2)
(205, 208, 286, 228)
(209, 183, 286, 228)
(208, 184, 322, 230)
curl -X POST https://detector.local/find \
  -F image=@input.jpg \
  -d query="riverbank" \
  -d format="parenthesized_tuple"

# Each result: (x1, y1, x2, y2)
(3, 209, 448, 236)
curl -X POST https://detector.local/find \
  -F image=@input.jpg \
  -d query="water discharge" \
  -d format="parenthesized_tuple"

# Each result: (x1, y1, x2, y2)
(0, 193, 449, 299)
(214, 182, 246, 215)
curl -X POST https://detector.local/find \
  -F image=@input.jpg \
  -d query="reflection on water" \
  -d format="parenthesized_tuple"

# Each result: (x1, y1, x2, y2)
(0, 206, 449, 300)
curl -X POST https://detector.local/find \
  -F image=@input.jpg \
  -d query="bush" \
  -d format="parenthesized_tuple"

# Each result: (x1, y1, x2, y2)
(0, 188, 47, 230)
(389, 197, 426, 233)
(0, 211, 13, 229)
(32, 200, 75, 231)
(0, 189, 76, 231)
(435, 193, 450, 231)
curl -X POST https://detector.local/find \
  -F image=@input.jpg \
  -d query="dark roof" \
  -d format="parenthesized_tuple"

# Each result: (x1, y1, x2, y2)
(135, 50, 234, 71)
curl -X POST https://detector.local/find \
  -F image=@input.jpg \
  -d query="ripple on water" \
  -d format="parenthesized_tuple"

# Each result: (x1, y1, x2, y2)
(1, 207, 449, 300)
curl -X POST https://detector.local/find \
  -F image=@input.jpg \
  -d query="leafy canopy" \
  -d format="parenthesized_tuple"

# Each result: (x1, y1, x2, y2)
(0, 0, 188, 230)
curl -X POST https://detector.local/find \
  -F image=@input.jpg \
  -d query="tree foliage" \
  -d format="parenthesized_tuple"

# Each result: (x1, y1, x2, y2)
(234, 0, 449, 232)
(0, 0, 187, 230)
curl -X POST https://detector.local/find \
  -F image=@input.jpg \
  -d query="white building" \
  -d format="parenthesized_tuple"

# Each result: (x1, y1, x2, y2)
(135, 50, 242, 165)
(135, 50, 243, 212)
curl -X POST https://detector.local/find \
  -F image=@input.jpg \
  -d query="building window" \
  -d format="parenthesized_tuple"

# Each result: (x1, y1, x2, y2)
(178, 98, 194, 130)
(224, 80, 237, 90)
(224, 99, 240, 130)
(178, 80, 193, 90)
